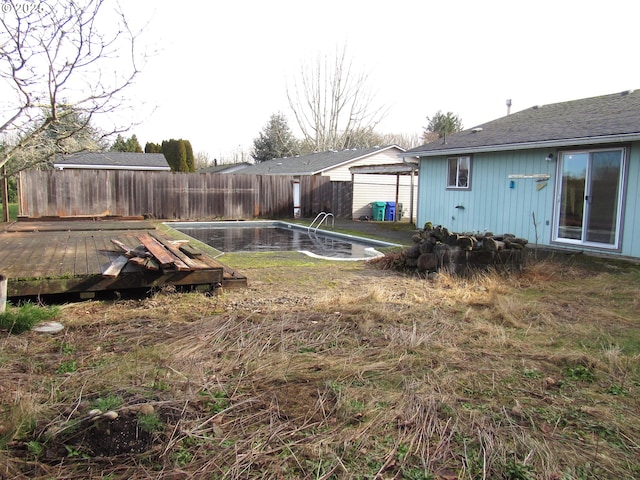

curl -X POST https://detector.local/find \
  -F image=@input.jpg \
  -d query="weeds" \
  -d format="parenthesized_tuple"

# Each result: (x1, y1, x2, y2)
(26, 440, 44, 457)
(137, 412, 163, 433)
(92, 394, 124, 412)
(564, 365, 595, 383)
(55, 359, 78, 374)
(0, 302, 59, 334)
(503, 458, 536, 480)
(0, 255, 638, 478)
(198, 389, 229, 414)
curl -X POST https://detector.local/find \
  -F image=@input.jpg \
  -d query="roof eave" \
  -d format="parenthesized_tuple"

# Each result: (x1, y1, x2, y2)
(255, 171, 306, 176)
(320, 146, 404, 173)
(404, 133, 640, 158)
(53, 164, 170, 171)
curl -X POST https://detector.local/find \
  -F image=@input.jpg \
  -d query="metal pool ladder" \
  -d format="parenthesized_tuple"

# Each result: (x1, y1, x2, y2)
(308, 212, 334, 234)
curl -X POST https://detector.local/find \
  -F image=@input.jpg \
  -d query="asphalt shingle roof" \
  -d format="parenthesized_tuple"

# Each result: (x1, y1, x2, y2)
(406, 89, 640, 156)
(242, 146, 403, 175)
(198, 162, 251, 173)
(54, 152, 170, 169)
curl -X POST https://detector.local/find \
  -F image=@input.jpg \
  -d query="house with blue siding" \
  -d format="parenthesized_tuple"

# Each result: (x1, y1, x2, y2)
(403, 90, 640, 260)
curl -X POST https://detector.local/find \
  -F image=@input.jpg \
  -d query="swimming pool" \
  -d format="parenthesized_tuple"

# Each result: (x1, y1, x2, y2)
(166, 221, 399, 260)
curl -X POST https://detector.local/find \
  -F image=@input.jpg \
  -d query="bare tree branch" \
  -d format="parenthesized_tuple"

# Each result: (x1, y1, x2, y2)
(0, 0, 146, 176)
(286, 44, 388, 153)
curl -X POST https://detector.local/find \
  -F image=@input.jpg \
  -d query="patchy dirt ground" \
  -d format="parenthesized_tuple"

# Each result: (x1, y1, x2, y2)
(1, 250, 639, 479)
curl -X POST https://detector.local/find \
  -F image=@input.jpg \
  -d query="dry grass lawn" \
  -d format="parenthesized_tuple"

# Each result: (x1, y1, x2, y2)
(1, 251, 639, 479)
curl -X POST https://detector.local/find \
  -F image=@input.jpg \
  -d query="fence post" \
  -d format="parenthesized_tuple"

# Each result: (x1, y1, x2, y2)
(0, 274, 7, 313)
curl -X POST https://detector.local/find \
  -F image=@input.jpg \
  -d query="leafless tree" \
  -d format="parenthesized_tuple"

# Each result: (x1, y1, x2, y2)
(377, 132, 424, 150)
(0, 0, 145, 175)
(194, 150, 212, 170)
(287, 45, 388, 153)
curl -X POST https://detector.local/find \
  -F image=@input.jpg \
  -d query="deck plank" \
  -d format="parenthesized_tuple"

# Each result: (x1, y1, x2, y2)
(73, 235, 87, 276)
(86, 234, 102, 274)
(12, 236, 44, 278)
(156, 237, 211, 270)
(58, 235, 76, 277)
(148, 234, 197, 271)
(137, 233, 178, 268)
(102, 255, 129, 277)
(102, 234, 126, 273)
(27, 236, 55, 279)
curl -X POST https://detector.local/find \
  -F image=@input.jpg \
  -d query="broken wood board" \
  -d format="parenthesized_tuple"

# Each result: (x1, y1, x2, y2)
(128, 256, 160, 271)
(137, 233, 179, 268)
(111, 239, 131, 254)
(179, 243, 203, 258)
(161, 238, 211, 270)
(102, 255, 129, 278)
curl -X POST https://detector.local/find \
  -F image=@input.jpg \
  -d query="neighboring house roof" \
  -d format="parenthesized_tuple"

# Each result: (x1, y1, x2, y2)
(53, 152, 171, 171)
(241, 145, 405, 175)
(198, 162, 252, 174)
(406, 89, 640, 157)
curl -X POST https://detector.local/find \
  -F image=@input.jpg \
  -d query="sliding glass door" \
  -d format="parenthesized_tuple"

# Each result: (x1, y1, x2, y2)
(555, 148, 625, 248)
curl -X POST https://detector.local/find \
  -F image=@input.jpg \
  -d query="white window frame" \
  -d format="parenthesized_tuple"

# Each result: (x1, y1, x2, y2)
(447, 156, 471, 189)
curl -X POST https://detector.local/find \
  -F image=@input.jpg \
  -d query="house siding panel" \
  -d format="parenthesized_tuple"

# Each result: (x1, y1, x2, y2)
(418, 149, 557, 242)
(353, 174, 417, 220)
(322, 150, 403, 181)
(418, 144, 640, 258)
(318, 148, 417, 220)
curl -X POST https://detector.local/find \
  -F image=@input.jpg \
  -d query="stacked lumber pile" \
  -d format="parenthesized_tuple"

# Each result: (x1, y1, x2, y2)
(404, 223, 528, 274)
(103, 233, 213, 278)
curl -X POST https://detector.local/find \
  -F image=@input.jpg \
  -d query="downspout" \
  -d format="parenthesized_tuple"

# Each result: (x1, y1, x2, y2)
(410, 167, 415, 225)
(351, 171, 355, 220)
(402, 155, 419, 226)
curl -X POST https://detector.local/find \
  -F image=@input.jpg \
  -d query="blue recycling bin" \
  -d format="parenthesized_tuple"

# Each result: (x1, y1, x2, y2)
(371, 202, 386, 221)
(385, 202, 396, 221)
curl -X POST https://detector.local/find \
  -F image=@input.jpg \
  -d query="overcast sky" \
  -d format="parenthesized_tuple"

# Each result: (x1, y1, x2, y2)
(120, 0, 640, 162)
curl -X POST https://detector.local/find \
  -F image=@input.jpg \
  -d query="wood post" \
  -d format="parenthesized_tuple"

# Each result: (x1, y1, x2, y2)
(0, 274, 7, 313)
(1, 165, 9, 223)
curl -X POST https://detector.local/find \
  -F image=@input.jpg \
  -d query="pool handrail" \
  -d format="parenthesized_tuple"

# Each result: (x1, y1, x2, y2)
(308, 212, 334, 234)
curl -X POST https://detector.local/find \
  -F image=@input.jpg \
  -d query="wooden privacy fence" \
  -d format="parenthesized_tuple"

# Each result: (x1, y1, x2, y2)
(18, 170, 353, 220)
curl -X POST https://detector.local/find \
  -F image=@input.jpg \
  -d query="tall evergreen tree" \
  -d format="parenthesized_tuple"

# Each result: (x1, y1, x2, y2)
(423, 111, 463, 143)
(252, 113, 299, 163)
(159, 139, 194, 172)
(110, 134, 143, 152)
(110, 134, 127, 152)
(126, 135, 143, 153)
(175, 141, 188, 172)
(145, 142, 162, 154)
(182, 139, 195, 172)
(161, 139, 178, 171)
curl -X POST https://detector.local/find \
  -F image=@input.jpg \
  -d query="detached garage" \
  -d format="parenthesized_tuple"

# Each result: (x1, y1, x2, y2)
(242, 145, 417, 221)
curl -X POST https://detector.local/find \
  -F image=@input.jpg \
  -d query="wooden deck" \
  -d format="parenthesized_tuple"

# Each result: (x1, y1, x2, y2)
(0, 220, 247, 299)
